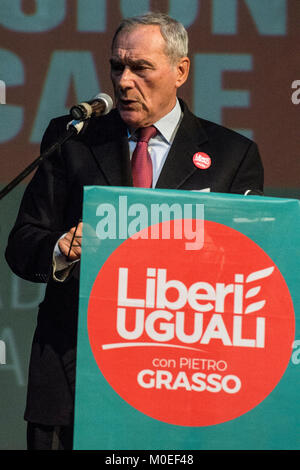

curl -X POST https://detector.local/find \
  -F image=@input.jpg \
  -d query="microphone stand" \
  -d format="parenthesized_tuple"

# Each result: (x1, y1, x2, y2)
(0, 119, 84, 201)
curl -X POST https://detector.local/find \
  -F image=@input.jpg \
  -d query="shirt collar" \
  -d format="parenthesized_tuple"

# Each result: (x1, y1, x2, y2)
(128, 98, 182, 144)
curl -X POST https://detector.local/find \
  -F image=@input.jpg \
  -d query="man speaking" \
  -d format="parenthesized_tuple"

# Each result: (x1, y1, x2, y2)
(5, 12, 264, 450)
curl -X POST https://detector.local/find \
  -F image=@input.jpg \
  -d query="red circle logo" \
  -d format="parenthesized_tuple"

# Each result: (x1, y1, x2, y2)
(87, 221, 294, 426)
(193, 152, 211, 169)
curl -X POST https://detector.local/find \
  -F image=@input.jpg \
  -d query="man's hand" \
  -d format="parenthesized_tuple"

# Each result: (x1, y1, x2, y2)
(58, 222, 83, 262)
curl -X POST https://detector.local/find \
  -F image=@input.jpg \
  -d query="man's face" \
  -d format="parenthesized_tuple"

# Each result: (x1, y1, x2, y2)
(110, 25, 189, 129)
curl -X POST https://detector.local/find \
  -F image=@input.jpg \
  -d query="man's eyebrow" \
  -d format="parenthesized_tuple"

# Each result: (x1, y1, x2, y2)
(110, 57, 154, 68)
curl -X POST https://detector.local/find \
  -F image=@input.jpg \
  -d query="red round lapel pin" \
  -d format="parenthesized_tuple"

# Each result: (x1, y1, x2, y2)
(193, 152, 211, 169)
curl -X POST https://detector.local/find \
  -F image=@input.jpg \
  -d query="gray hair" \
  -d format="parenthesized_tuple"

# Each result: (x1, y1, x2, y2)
(112, 12, 189, 64)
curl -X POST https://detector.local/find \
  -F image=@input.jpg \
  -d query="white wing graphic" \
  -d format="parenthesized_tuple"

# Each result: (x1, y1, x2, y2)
(245, 286, 261, 298)
(246, 266, 274, 283)
(244, 266, 275, 314)
(245, 300, 266, 314)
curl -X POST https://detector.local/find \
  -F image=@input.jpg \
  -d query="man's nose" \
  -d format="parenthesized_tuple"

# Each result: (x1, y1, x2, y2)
(119, 66, 134, 89)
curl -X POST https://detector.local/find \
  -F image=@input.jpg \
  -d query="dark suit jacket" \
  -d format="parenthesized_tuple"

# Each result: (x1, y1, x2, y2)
(5, 100, 264, 426)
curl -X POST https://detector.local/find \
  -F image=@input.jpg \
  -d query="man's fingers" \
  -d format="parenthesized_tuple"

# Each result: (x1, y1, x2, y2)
(58, 222, 83, 260)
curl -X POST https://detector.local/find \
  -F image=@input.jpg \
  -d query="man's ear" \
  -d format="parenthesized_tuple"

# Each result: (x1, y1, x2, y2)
(175, 57, 190, 89)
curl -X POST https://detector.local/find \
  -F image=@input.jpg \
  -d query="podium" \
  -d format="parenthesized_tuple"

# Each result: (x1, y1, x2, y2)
(73, 187, 300, 450)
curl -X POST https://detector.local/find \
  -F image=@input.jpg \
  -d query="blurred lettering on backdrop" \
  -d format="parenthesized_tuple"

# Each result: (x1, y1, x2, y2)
(0, 0, 300, 192)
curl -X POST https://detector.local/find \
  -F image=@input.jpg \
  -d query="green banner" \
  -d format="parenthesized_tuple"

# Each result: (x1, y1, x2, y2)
(74, 187, 300, 450)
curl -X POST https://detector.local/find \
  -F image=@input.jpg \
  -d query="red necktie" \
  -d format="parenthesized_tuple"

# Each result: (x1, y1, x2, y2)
(131, 126, 157, 188)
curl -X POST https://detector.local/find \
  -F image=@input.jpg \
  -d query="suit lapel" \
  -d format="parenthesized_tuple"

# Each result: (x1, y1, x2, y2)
(82, 104, 211, 190)
(84, 110, 132, 187)
(155, 103, 210, 190)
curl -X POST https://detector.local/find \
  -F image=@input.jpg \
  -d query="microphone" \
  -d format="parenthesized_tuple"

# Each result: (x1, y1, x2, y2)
(70, 93, 113, 120)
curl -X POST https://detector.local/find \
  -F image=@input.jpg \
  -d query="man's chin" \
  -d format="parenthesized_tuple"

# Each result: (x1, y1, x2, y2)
(117, 107, 151, 129)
